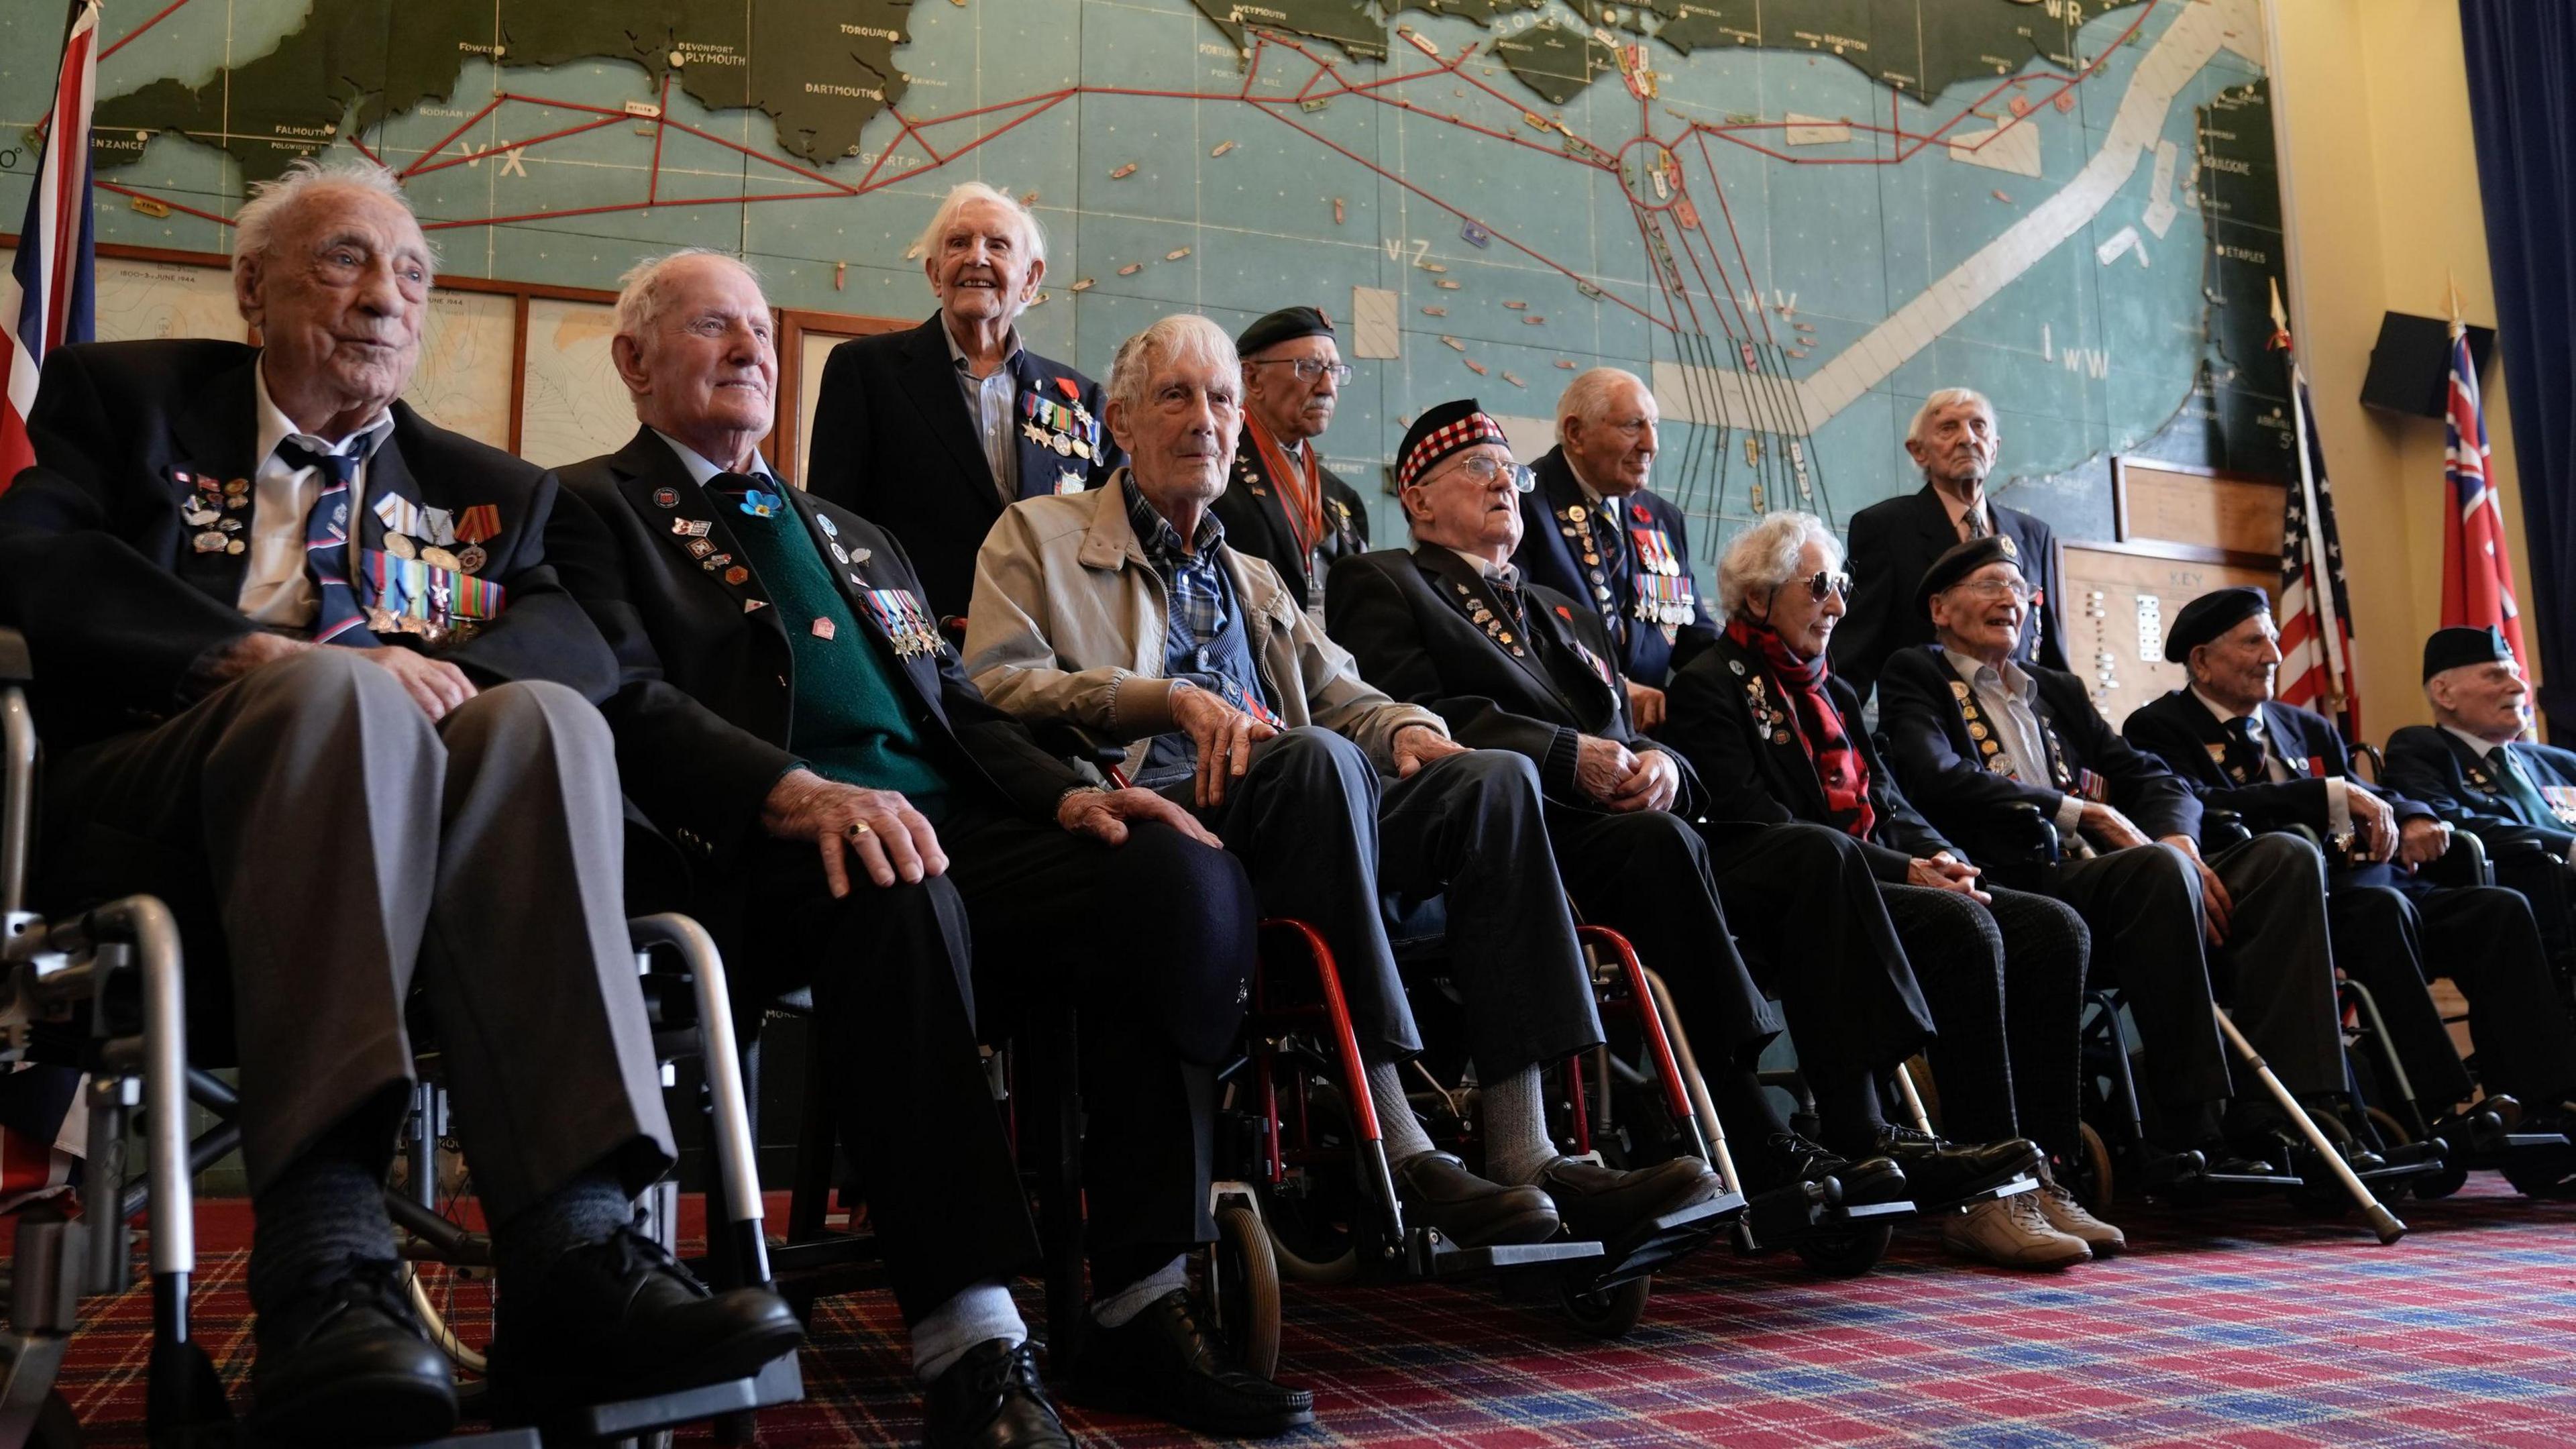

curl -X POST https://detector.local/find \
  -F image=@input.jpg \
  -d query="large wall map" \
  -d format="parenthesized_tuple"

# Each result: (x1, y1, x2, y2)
(0, 0, 2291, 551)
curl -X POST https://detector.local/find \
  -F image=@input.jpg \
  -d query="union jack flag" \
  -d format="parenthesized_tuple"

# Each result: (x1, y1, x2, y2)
(0, 0, 99, 497)
(2440, 319, 2526, 678)
(2269, 282, 2359, 742)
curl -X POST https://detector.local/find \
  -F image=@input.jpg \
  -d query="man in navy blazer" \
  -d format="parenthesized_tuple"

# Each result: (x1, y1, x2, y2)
(2387, 625, 2576, 860)
(1831, 388, 2066, 704)
(1510, 367, 1716, 732)
(802, 182, 1122, 624)
(2124, 593, 2575, 1136)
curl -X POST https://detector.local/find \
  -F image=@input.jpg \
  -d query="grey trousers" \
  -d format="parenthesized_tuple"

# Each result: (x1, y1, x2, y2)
(44, 649, 674, 1218)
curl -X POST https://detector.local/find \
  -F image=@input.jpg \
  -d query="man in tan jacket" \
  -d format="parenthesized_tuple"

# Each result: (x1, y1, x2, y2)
(965, 314, 1717, 1261)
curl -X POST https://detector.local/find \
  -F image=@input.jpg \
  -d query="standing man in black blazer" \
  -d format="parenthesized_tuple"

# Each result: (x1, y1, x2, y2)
(1211, 306, 1370, 620)
(0, 165, 797, 1442)
(803, 181, 1121, 624)
(551, 252, 1303, 1446)
(2124, 592, 2576, 1140)
(1328, 405, 2041, 1216)
(1509, 367, 1716, 731)
(1832, 388, 2066, 703)
(1876, 538, 2346, 1172)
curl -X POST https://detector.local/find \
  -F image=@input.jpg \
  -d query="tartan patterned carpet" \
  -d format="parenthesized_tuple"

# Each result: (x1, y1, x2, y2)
(36, 1180, 2576, 1446)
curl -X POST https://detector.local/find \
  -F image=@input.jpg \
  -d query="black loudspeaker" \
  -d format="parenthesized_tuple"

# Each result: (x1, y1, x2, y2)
(2361, 311, 2495, 418)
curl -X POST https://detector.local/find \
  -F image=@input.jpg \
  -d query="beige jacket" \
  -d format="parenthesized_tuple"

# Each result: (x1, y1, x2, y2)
(963, 470, 1444, 777)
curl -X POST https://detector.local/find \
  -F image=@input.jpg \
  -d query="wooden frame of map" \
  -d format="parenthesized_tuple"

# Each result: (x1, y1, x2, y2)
(2107, 455, 2288, 571)
(777, 308, 910, 486)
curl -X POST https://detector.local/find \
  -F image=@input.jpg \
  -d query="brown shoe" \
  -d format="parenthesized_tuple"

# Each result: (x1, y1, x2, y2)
(1391, 1151, 1560, 1246)
(1534, 1156, 1721, 1242)
(2034, 1163, 2126, 1256)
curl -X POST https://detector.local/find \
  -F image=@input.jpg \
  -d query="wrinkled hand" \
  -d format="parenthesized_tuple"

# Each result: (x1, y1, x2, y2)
(1057, 786, 1224, 849)
(2079, 800, 2150, 851)
(351, 643, 477, 721)
(1393, 724, 1466, 778)
(1574, 734, 1640, 804)
(2159, 833, 2233, 945)
(1624, 679, 1667, 734)
(2349, 788, 2400, 864)
(1907, 852, 1991, 904)
(1605, 748, 1681, 814)
(761, 768, 947, 896)
(1170, 682, 1277, 809)
(2396, 815, 2453, 870)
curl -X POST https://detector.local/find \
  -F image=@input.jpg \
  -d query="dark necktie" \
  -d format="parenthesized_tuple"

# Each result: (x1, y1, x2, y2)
(1489, 574, 1529, 633)
(274, 435, 378, 644)
(2488, 746, 2559, 823)
(1961, 507, 1991, 541)
(2222, 716, 2269, 783)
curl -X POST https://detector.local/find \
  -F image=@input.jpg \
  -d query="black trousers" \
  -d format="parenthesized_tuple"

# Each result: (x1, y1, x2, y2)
(2331, 868, 2576, 1110)
(1168, 729, 1603, 1079)
(737, 808, 1254, 1320)
(1880, 883, 2088, 1163)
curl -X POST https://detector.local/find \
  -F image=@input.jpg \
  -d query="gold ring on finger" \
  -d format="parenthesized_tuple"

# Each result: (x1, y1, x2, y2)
(847, 822, 873, 839)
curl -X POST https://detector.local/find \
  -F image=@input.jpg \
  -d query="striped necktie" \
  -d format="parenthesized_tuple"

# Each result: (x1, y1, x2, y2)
(275, 435, 378, 644)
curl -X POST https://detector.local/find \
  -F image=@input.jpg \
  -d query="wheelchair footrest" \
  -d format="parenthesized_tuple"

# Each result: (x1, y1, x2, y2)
(1411, 1231, 1604, 1281)
(419, 1431, 542, 1448)
(1576, 1193, 1741, 1290)
(2502, 1131, 2575, 1152)
(538, 1352, 803, 1440)
(2194, 1169, 2304, 1191)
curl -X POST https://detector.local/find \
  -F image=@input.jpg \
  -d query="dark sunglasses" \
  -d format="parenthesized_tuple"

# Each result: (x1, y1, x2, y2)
(1805, 570, 1854, 601)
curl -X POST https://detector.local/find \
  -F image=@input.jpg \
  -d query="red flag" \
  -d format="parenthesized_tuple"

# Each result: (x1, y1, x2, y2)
(2440, 321, 2526, 676)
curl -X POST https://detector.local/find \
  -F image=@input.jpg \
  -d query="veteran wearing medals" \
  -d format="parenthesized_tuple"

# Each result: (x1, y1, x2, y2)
(967, 318, 1723, 1267)
(1328, 409, 2049, 1228)
(2124, 592, 2576, 1147)
(0, 163, 800, 1442)
(1875, 537, 2355, 1177)
(2387, 626, 2576, 861)
(549, 252, 1297, 1448)
(1210, 305, 1371, 619)
(804, 180, 1120, 625)
(1832, 388, 2068, 704)
(1510, 367, 1716, 733)
(1662, 513, 2114, 1267)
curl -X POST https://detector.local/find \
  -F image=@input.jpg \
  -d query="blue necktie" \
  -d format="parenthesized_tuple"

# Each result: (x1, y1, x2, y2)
(274, 435, 378, 644)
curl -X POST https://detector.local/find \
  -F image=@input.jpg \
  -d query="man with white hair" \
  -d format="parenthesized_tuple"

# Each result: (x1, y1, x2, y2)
(1831, 388, 2068, 703)
(1210, 305, 1371, 617)
(804, 181, 1122, 623)
(969, 326, 1722, 1298)
(1511, 366, 1717, 733)
(0, 164, 798, 1441)
(550, 251, 1271, 1447)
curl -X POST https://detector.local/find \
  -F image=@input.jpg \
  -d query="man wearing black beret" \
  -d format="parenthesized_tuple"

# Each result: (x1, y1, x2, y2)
(2387, 627, 2576, 859)
(1211, 306, 1371, 619)
(1876, 539, 2355, 1175)
(2125, 594, 2576, 1144)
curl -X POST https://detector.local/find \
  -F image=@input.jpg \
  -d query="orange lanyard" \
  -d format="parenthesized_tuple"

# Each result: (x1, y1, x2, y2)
(1246, 416, 1324, 559)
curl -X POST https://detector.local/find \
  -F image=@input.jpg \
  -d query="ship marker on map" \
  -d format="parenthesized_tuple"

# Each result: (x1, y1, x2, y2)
(1110, 163, 1137, 179)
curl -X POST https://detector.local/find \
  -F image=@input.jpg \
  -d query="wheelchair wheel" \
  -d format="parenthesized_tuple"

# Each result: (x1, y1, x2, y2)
(1793, 1222, 1891, 1278)
(1207, 1203, 1282, 1381)
(2503, 1154, 2576, 1199)
(1557, 1273, 1652, 1339)
(398, 1165, 496, 1377)
(2369, 1108, 2467, 1199)
(2065, 1121, 2114, 1211)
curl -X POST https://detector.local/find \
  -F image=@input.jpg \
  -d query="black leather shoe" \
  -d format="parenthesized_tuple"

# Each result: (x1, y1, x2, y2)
(1073, 1289, 1314, 1438)
(487, 1224, 805, 1418)
(248, 1258, 458, 1446)
(1391, 1150, 1560, 1246)
(926, 1338, 1072, 1448)
(1534, 1155, 1720, 1242)
(1866, 1125, 2039, 1204)
(1752, 1132, 1909, 1205)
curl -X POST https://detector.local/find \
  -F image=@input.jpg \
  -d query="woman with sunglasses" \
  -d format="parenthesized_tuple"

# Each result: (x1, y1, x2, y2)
(1664, 511, 2119, 1269)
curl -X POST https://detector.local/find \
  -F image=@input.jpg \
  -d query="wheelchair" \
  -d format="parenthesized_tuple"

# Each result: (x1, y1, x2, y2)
(0, 626, 800, 1448)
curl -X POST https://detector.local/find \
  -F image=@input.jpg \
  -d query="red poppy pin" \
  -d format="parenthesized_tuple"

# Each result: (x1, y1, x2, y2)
(1631, 502, 1651, 522)
(1056, 376, 1080, 400)
(1555, 604, 1572, 620)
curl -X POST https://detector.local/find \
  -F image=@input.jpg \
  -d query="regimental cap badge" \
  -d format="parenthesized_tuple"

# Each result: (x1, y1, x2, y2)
(1996, 535, 2019, 560)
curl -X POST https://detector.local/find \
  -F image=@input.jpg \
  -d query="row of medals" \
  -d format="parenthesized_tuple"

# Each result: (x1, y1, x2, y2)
(183, 476, 250, 553)
(1021, 396, 1098, 459)
(1560, 503, 1692, 628)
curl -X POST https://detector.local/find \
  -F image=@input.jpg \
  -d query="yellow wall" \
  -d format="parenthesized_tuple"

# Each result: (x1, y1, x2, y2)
(2267, 0, 2536, 741)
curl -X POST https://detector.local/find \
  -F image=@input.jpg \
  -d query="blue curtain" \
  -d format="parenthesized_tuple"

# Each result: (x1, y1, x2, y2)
(2460, 2, 2576, 732)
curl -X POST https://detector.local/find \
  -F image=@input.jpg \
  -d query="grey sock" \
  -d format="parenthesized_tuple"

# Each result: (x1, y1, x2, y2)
(913, 1281, 1027, 1382)
(248, 1150, 398, 1324)
(1367, 1061, 1437, 1162)
(494, 1169, 636, 1293)
(1089, 1255, 1189, 1329)
(1479, 1066, 1558, 1186)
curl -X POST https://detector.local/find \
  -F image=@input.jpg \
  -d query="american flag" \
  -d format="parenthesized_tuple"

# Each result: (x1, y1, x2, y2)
(0, 0, 101, 497)
(2270, 282, 2359, 742)
(2440, 319, 2526, 676)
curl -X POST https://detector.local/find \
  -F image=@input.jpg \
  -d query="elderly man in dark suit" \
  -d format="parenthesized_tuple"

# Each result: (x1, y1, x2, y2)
(2123, 593, 2576, 1140)
(0, 163, 797, 1444)
(1876, 537, 2347, 1174)
(1210, 306, 1370, 619)
(1831, 388, 2067, 703)
(1328, 403, 2041, 1224)
(2387, 626, 2576, 860)
(550, 251, 1297, 1448)
(803, 181, 1122, 623)
(1509, 367, 1715, 733)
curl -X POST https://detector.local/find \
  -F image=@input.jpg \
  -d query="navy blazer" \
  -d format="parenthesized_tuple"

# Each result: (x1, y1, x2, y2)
(0, 339, 612, 753)
(551, 427, 1084, 877)
(802, 314, 1121, 623)
(1831, 482, 2067, 705)
(1876, 643, 2198, 867)
(1509, 445, 1717, 690)
(1324, 545, 1701, 816)
(1210, 434, 1370, 613)
(1664, 631, 1953, 881)
(2384, 724, 2576, 858)
(2123, 688, 2432, 848)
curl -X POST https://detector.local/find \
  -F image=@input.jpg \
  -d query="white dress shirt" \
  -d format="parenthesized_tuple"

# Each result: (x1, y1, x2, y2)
(2194, 688, 2350, 840)
(1945, 648, 2085, 838)
(943, 321, 1022, 503)
(237, 360, 394, 629)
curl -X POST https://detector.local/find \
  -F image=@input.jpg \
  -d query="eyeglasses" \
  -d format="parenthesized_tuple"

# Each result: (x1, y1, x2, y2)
(1247, 357, 1354, 384)
(1949, 580, 2033, 604)
(1419, 453, 1536, 492)
(1805, 570, 1854, 601)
